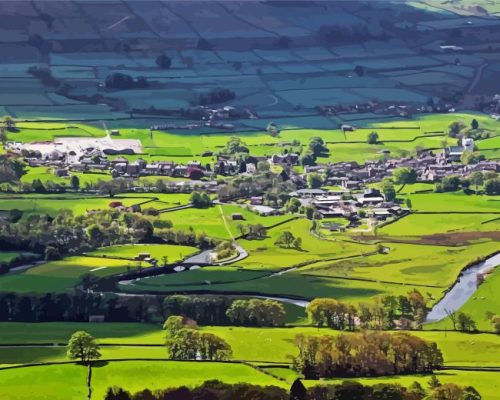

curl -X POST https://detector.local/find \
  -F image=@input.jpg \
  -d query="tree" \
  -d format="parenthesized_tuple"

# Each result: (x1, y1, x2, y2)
(44, 245, 61, 261)
(448, 121, 466, 137)
(190, 191, 211, 208)
(224, 137, 249, 154)
(457, 312, 476, 332)
(393, 167, 417, 186)
(308, 137, 328, 157)
(484, 178, 500, 195)
(266, 122, 280, 137)
(470, 171, 484, 192)
(307, 173, 323, 189)
(381, 178, 396, 202)
(104, 387, 131, 400)
(70, 175, 80, 190)
(461, 151, 484, 165)
(445, 309, 457, 331)
(155, 54, 172, 69)
(471, 118, 479, 130)
(290, 379, 307, 400)
(405, 198, 412, 209)
(428, 375, 441, 389)
(67, 331, 101, 364)
(275, 231, 296, 248)
(163, 315, 185, 336)
(367, 131, 379, 144)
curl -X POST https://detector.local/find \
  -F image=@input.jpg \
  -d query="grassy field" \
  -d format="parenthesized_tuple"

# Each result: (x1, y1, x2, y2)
(87, 244, 198, 263)
(301, 241, 499, 288)
(1, 323, 498, 367)
(0, 195, 140, 216)
(380, 214, 500, 237)
(0, 361, 285, 400)
(0, 256, 142, 293)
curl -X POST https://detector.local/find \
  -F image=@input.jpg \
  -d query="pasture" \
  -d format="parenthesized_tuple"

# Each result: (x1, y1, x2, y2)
(0, 256, 141, 293)
(88, 244, 198, 263)
(0, 361, 285, 400)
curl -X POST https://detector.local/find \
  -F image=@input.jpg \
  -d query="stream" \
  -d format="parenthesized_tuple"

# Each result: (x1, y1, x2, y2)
(425, 252, 500, 322)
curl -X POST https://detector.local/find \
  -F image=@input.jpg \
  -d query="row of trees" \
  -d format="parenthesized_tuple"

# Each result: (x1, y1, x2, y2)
(307, 291, 428, 331)
(164, 316, 232, 361)
(0, 291, 169, 323)
(103, 379, 481, 400)
(105, 380, 287, 400)
(163, 295, 286, 327)
(293, 331, 443, 379)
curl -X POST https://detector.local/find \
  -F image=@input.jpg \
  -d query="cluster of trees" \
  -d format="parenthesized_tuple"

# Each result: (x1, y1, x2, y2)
(303, 379, 481, 400)
(104, 380, 287, 400)
(155, 54, 172, 69)
(103, 379, 481, 400)
(225, 299, 285, 327)
(213, 241, 236, 261)
(164, 316, 232, 361)
(155, 227, 218, 250)
(307, 291, 428, 331)
(300, 137, 329, 166)
(446, 310, 477, 332)
(0, 208, 155, 261)
(105, 73, 149, 90)
(448, 119, 489, 140)
(236, 223, 267, 239)
(222, 136, 249, 155)
(0, 155, 25, 183)
(275, 230, 302, 249)
(293, 331, 443, 379)
(433, 172, 498, 194)
(0, 252, 39, 274)
(198, 87, 235, 105)
(189, 191, 212, 208)
(0, 291, 169, 323)
(162, 295, 286, 327)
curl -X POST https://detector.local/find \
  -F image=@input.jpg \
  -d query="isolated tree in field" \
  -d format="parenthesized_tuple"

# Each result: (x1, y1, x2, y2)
(471, 118, 479, 130)
(274, 231, 296, 248)
(266, 122, 280, 137)
(367, 131, 379, 144)
(445, 309, 457, 331)
(224, 137, 249, 154)
(155, 54, 172, 69)
(70, 175, 80, 190)
(405, 198, 412, 209)
(67, 331, 101, 364)
(3, 116, 16, 131)
(190, 191, 211, 208)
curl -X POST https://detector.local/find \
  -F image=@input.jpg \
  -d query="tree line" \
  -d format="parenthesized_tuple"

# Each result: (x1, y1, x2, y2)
(102, 378, 480, 400)
(292, 331, 443, 379)
(307, 291, 428, 331)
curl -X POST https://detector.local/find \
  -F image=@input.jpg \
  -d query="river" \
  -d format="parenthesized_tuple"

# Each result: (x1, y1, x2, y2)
(425, 252, 500, 322)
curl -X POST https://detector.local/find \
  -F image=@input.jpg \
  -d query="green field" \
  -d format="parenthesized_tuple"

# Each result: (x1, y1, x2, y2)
(88, 244, 198, 263)
(0, 256, 142, 293)
(0, 361, 285, 400)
